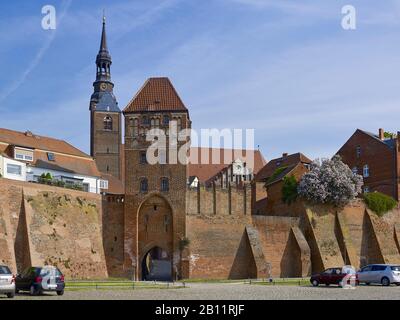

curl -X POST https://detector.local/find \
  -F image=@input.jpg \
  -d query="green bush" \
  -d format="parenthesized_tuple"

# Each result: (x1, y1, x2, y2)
(282, 175, 298, 205)
(363, 192, 397, 216)
(266, 166, 288, 184)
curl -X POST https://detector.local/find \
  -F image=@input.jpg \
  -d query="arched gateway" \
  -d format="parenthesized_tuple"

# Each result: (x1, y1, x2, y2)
(138, 195, 173, 281)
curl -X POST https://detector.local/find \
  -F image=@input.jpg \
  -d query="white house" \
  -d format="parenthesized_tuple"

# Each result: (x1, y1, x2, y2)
(0, 128, 107, 194)
(0, 153, 27, 181)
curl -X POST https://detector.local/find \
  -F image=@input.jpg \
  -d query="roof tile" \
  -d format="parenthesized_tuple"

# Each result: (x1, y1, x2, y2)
(123, 77, 188, 113)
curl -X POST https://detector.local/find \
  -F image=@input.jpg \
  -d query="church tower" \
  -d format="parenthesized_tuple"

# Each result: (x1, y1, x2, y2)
(90, 16, 122, 179)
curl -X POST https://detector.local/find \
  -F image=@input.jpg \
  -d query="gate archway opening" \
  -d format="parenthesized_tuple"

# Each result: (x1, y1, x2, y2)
(141, 246, 172, 281)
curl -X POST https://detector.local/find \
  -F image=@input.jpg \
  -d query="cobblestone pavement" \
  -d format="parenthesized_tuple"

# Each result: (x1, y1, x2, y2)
(3, 283, 400, 300)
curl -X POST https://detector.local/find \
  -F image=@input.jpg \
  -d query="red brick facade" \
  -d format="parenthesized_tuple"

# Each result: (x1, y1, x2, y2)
(337, 129, 400, 200)
(122, 78, 191, 280)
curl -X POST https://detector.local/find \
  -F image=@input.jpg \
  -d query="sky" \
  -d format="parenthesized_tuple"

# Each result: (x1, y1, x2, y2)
(1, 0, 400, 160)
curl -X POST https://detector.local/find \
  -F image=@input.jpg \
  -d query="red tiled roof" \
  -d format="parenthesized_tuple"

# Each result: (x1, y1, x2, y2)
(0, 128, 101, 178)
(188, 147, 266, 183)
(123, 77, 188, 113)
(255, 152, 311, 182)
(0, 128, 90, 158)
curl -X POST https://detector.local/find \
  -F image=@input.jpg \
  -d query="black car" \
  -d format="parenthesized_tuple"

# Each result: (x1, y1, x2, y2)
(15, 266, 65, 296)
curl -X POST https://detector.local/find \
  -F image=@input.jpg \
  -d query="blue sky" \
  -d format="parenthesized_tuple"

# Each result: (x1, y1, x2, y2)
(1, 0, 400, 160)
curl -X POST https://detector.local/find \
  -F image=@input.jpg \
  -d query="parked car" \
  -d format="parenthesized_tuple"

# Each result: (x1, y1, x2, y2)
(0, 265, 15, 298)
(357, 264, 400, 286)
(15, 266, 65, 296)
(310, 266, 357, 287)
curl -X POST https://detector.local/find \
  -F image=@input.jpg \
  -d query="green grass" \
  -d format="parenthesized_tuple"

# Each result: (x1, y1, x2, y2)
(181, 278, 245, 284)
(249, 279, 310, 286)
(63, 278, 310, 290)
(65, 280, 185, 291)
(183, 278, 310, 286)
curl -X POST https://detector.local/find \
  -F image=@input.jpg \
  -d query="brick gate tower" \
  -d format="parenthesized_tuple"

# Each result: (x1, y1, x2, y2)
(122, 77, 191, 280)
(89, 17, 122, 179)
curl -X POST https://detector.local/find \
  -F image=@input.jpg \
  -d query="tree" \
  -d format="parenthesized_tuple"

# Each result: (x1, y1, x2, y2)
(298, 155, 363, 206)
(282, 175, 298, 205)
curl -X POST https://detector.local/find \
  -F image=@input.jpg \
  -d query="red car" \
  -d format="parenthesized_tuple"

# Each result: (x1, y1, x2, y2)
(310, 266, 357, 287)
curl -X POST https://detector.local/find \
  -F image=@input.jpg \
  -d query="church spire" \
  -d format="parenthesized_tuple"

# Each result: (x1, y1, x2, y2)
(99, 14, 108, 53)
(90, 14, 119, 113)
(96, 14, 112, 82)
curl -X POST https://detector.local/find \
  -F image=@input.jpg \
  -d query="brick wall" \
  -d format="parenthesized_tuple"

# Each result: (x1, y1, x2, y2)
(102, 195, 125, 277)
(337, 130, 397, 199)
(186, 184, 251, 216)
(91, 111, 122, 179)
(0, 178, 108, 278)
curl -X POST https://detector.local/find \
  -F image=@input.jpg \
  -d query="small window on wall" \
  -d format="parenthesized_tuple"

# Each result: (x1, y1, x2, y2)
(363, 165, 370, 177)
(47, 152, 55, 161)
(352, 167, 358, 175)
(104, 116, 113, 131)
(356, 146, 361, 158)
(140, 178, 148, 193)
(161, 178, 169, 192)
(99, 180, 108, 189)
(142, 116, 150, 125)
(140, 151, 147, 164)
(7, 164, 22, 176)
(83, 183, 90, 192)
(363, 186, 370, 193)
(163, 115, 170, 126)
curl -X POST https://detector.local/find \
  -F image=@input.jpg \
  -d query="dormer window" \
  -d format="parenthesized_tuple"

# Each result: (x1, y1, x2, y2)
(14, 147, 34, 162)
(47, 152, 55, 161)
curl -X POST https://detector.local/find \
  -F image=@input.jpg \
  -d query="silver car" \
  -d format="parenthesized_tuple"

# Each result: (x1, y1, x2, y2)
(357, 264, 400, 286)
(0, 265, 15, 298)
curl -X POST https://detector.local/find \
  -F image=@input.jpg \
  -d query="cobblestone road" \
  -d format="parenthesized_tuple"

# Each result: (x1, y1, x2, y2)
(3, 283, 399, 300)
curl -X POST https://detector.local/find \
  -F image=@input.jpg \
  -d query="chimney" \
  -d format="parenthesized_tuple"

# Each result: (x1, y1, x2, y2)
(282, 153, 288, 158)
(378, 128, 385, 140)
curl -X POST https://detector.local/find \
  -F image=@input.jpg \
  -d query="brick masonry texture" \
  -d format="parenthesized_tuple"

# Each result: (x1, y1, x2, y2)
(337, 129, 399, 199)
(2, 177, 400, 279)
(0, 178, 108, 278)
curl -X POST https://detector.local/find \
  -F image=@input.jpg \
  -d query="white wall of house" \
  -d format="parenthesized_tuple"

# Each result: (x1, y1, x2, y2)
(26, 166, 103, 194)
(0, 156, 27, 181)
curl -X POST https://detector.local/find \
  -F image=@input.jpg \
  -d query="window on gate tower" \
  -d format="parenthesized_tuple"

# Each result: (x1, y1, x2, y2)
(140, 178, 148, 193)
(161, 178, 169, 192)
(140, 151, 147, 164)
(104, 116, 113, 131)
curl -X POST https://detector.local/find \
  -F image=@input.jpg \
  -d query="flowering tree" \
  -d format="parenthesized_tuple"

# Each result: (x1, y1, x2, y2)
(298, 155, 363, 206)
